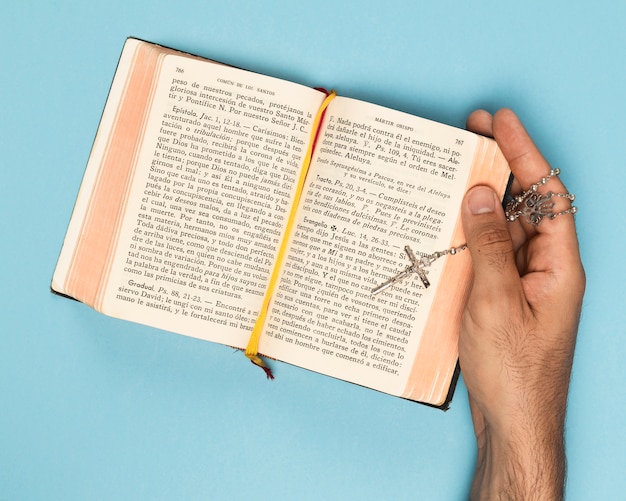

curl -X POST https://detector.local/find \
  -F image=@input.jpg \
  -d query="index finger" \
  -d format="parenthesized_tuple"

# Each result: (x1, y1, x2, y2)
(492, 109, 576, 237)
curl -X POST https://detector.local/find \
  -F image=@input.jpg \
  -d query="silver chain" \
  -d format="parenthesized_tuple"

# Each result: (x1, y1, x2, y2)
(504, 168, 577, 225)
(373, 168, 577, 295)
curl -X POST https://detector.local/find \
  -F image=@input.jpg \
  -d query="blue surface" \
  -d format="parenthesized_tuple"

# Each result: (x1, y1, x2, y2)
(2, 1, 625, 499)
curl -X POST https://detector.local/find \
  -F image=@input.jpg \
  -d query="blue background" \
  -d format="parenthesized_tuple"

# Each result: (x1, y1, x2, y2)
(2, 1, 625, 499)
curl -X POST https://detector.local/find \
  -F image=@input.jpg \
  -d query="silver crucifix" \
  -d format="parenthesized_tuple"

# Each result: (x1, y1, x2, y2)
(371, 246, 431, 295)
(371, 244, 467, 295)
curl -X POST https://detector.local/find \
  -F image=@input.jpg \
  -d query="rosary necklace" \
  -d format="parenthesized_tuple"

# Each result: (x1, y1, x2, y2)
(371, 169, 576, 296)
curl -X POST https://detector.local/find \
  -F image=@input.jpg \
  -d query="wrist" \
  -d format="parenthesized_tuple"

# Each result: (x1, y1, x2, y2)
(472, 415, 565, 500)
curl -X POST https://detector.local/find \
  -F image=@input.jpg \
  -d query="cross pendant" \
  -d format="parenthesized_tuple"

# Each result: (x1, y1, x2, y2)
(371, 246, 431, 295)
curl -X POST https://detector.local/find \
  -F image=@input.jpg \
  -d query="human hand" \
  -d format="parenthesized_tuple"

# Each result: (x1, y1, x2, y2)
(459, 109, 585, 500)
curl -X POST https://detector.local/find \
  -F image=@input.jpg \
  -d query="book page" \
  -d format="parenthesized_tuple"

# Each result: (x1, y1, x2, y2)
(260, 97, 479, 396)
(101, 49, 326, 348)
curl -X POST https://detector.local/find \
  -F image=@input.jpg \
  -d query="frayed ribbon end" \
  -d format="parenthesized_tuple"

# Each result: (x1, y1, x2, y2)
(246, 354, 275, 380)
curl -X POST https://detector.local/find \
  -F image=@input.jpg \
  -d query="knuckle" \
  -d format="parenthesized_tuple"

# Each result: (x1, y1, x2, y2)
(470, 222, 514, 271)
(472, 222, 513, 250)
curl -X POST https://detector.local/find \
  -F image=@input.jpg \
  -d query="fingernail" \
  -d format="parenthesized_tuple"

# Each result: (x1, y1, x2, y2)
(468, 187, 496, 215)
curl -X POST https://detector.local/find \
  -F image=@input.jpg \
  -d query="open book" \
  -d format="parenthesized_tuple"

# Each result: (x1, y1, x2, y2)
(52, 38, 510, 407)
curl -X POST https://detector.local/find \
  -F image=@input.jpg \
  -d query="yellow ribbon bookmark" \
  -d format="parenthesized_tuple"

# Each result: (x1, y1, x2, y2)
(245, 90, 337, 378)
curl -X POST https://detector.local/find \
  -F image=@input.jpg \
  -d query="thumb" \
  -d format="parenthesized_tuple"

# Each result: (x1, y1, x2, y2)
(461, 186, 520, 297)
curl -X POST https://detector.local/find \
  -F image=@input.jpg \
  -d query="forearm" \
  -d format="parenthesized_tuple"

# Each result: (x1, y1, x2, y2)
(471, 417, 565, 500)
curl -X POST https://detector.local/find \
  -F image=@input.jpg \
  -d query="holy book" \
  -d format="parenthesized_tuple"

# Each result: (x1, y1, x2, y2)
(52, 38, 510, 407)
